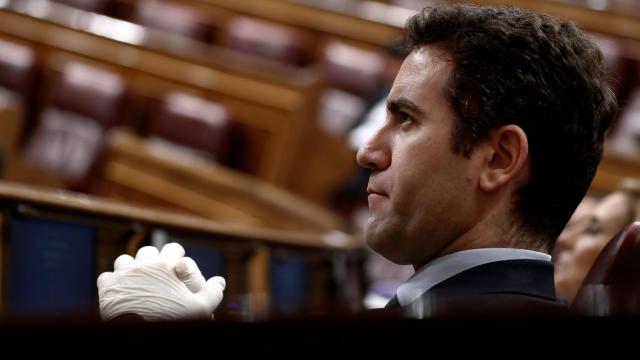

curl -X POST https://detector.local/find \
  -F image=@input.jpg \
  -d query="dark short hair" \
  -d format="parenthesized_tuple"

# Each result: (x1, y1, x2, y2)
(404, 5, 617, 249)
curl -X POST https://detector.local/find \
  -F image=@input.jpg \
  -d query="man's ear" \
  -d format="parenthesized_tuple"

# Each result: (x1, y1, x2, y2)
(479, 125, 529, 193)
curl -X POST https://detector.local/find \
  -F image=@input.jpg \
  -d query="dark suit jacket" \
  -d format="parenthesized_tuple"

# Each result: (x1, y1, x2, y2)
(387, 259, 567, 318)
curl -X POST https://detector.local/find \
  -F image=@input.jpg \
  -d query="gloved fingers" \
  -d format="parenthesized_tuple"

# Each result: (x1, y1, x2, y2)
(135, 246, 160, 261)
(97, 271, 112, 289)
(209, 276, 226, 290)
(174, 257, 206, 293)
(197, 276, 226, 314)
(114, 254, 134, 271)
(159, 242, 185, 264)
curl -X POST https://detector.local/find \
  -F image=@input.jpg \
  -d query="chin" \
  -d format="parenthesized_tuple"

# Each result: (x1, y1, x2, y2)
(365, 230, 409, 265)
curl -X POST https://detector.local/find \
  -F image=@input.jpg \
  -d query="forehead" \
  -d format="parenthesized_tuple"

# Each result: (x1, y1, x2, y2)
(388, 46, 453, 103)
(593, 192, 631, 225)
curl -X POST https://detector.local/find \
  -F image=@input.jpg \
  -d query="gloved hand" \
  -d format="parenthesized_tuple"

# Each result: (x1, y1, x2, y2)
(97, 242, 225, 321)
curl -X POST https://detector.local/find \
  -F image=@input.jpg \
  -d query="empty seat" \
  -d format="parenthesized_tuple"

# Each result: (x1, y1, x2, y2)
(318, 41, 386, 135)
(226, 17, 307, 66)
(133, 0, 216, 43)
(321, 41, 385, 98)
(142, 92, 234, 164)
(571, 221, 640, 316)
(51, 0, 109, 13)
(0, 38, 39, 102)
(23, 62, 126, 188)
(49, 63, 126, 129)
(610, 0, 640, 12)
(0, 39, 40, 148)
(589, 34, 634, 101)
(609, 89, 640, 154)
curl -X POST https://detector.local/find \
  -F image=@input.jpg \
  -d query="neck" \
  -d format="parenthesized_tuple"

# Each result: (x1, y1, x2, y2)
(416, 195, 547, 271)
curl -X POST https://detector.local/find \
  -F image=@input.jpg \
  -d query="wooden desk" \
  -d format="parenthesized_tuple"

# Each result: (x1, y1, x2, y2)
(0, 181, 358, 319)
(591, 144, 640, 193)
(95, 130, 345, 233)
(169, 0, 640, 59)
(117, 0, 404, 50)
(452, 0, 640, 59)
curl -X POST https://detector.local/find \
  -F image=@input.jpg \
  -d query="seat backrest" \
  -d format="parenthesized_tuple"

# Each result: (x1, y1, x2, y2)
(610, 0, 640, 11)
(49, 62, 126, 129)
(142, 92, 234, 164)
(23, 62, 126, 186)
(321, 41, 385, 98)
(51, 0, 109, 13)
(571, 221, 640, 316)
(226, 17, 307, 66)
(0, 38, 39, 100)
(589, 34, 634, 101)
(134, 0, 216, 43)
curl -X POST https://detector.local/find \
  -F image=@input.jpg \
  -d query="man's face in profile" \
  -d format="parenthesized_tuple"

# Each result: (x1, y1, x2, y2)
(356, 46, 480, 269)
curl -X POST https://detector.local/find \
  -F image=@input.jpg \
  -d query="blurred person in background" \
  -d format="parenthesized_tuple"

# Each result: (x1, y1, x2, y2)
(97, 4, 617, 320)
(554, 179, 640, 304)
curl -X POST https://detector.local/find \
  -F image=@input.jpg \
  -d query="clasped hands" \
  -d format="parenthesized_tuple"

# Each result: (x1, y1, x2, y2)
(97, 243, 225, 321)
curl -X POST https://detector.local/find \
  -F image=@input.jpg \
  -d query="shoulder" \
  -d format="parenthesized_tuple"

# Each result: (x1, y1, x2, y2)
(404, 259, 568, 318)
(406, 292, 568, 318)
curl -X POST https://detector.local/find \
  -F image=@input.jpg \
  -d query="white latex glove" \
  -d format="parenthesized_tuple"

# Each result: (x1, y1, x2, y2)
(97, 242, 226, 321)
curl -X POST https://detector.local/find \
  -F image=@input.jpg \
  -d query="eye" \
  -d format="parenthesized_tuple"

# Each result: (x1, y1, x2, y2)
(396, 111, 414, 128)
(585, 221, 602, 235)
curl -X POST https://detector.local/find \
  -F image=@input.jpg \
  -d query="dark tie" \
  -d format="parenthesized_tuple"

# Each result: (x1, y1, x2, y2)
(384, 294, 400, 309)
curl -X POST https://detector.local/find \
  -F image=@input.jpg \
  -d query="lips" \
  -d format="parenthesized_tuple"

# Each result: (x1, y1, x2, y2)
(366, 185, 388, 197)
(366, 183, 388, 210)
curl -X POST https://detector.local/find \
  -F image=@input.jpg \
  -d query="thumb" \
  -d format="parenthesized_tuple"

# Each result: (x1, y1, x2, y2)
(197, 276, 226, 314)
(174, 257, 206, 293)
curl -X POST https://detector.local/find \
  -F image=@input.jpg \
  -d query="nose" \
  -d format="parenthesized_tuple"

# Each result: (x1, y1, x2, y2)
(356, 127, 391, 171)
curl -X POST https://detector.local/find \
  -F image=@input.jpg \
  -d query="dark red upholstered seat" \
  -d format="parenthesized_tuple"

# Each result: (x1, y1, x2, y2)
(318, 41, 386, 134)
(22, 62, 126, 188)
(0, 38, 39, 101)
(226, 16, 307, 66)
(142, 92, 234, 164)
(321, 41, 385, 98)
(51, 0, 109, 13)
(133, 0, 216, 43)
(571, 221, 640, 316)
(589, 34, 635, 101)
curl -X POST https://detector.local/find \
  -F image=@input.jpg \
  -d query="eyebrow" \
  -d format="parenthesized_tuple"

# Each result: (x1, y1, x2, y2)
(387, 97, 426, 117)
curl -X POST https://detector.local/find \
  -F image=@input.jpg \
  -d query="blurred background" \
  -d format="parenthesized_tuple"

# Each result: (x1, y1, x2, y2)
(0, 0, 639, 320)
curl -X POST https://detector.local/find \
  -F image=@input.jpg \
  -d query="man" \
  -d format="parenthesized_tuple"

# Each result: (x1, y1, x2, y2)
(97, 4, 617, 320)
